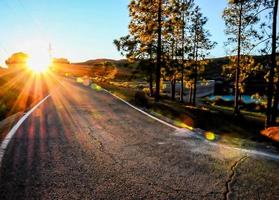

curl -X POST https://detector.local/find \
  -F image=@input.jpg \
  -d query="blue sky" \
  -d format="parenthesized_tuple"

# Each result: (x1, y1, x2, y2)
(0, 0, 227, 67)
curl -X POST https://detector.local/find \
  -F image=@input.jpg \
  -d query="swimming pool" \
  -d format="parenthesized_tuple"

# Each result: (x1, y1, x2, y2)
(208, 95, 265, 104)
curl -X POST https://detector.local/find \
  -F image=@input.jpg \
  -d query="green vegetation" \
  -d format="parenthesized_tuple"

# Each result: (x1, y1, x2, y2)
(113, 0, 279, 132)
(62, 52, 278, 143)
(1, 0, 279, 144)
(94, 79, 278, 147)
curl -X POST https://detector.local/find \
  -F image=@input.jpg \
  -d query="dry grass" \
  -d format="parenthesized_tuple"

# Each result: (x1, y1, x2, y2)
(95, 80, 278, 146)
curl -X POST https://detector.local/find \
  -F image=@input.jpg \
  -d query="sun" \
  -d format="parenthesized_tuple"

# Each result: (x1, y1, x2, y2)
(27, 54, 51, 73)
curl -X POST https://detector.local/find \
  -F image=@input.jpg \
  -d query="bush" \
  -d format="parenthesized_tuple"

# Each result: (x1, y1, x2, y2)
(136, 84, 144, 90)
(0, 102, 7, 120)
(142, 88, 150, 96)
(213, 98, 233, 107)
(135, 90, 149, 107)
(242, 103, 265, 113)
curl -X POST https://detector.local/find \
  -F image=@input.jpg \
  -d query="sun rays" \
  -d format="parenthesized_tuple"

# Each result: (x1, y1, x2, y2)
(0, 66, 57, 118)
(27, 54, 51, 73)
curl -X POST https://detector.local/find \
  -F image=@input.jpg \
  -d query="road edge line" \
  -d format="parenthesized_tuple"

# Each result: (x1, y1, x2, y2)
(98, 85, 279, 161)
(101, 88, 180, 131)
(0, 95, 51, 167)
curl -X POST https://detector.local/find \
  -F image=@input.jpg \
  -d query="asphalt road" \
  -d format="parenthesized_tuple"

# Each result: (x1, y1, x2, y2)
(0, 78, 278, 200)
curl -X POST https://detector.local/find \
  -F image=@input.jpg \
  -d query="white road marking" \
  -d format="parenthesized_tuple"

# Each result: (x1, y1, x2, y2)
(101, 88, 180, 130)
(0, 95, 51, 167)
(99, 85, 279, 161)
(213, 142, 279, 161)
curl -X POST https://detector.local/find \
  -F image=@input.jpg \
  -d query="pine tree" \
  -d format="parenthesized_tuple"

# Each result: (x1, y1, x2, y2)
(269, 0, 279, 125)
(117, 0, 170, 101)
(179, 0, 194, 102)
(223, 55, 261, 97)
(162, 0, 193, 101)
(189, 6, 216, 106)
(223, 0, 263, 114)
(246, 0, 279, 127)
(114, 0, 158, 96)
(155, 0, 163, 101)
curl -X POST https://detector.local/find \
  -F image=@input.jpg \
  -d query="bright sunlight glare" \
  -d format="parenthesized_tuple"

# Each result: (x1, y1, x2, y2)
(27, 54, 51, 73)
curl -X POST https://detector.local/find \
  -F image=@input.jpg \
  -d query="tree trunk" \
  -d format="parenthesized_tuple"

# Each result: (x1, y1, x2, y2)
(193, 64, 198, 106)
(171, 78, 176, 100)
(155, 0, 162, 102)
(180, 2, 185, 103)
(149, 48, 154, 97)
(266, 60, 274, 127)
(193, 40, 198, 106)
(192, 16, 198, 106)
(149, 71, 154, 97)
(171, 40, 176, 101)
(234, 1, 243, 115)
(189, 84, 193, 104)
(180, 70, 184, 102)
(270, 0, 279, 125)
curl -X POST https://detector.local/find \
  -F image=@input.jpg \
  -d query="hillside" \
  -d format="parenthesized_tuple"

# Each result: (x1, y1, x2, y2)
(0, 67, 7, 74)
(73, 58, 128, 66)
(57, 55, 274, 94)
(74, 55, 272, 79)
(204, 57, 229, 80)
(65, 59, 140, 80)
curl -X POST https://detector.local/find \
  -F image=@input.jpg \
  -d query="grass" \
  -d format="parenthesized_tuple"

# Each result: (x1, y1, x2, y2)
(94, 80, 278, 147)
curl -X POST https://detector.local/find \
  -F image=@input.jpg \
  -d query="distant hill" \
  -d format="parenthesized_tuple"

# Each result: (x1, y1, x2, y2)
(203, 55, 276, 95)
(203, 54, 274, 80)
(66, 55, 275, 86)
(74, 58, 128, 66)
(0, 67, 7, 75)
(74, 55, 272, 79)
(204, 57, 230, 80)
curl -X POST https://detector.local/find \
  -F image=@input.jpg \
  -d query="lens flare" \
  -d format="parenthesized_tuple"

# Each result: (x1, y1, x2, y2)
(204, 131, 216, 141)
(27, 55, 50, 73)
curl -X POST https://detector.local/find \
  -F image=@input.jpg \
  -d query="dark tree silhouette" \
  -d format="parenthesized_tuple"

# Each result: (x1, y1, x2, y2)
(5, 52, 29, 70)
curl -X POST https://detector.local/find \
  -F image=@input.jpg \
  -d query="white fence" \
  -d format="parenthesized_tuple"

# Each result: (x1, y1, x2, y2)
(163, 80, 215, 98)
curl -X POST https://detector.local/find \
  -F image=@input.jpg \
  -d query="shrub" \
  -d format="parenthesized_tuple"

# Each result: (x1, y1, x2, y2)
(135, 90, 149, 108)
(142, 88, 150, 96)
(137, 84, 144, 90)
(213, 98, 234, 107)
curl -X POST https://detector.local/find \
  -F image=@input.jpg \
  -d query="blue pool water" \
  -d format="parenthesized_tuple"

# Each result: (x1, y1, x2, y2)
(208, 95, 262, 104)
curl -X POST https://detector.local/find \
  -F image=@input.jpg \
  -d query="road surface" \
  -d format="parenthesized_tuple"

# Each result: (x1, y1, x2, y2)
(0, 78, 278, 199)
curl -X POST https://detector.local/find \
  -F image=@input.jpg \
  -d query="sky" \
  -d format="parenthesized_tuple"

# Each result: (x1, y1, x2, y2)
(0, 0, 227, 67)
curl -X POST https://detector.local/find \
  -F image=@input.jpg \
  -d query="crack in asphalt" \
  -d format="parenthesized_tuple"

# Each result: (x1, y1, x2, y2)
(224, 156, 248, 200)
(86, 127, 124, 170)
(136, 174, 197, 197)
(86, 128, 191, 197)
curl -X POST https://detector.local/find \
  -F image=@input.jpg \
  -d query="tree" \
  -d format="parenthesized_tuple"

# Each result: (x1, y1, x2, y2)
(116, 0, 158, 97)
(155, 0, 163, 101)
(246, 0, 279, 127)
(114, 35, 139, 60)
(223, 55, 261, 97)
(115, 0, 170, 99)
(269, 0, 279, 125)
(189, 6, 216, 106)
(161, 0, 196, 103)
(178, 0, 194, 102)
(5, 52, 29, 70)
(52, 58, 70, 64)
(162, 0, 192, 101)
(114, 26, 155, 96)
(223, 0, 263, 114)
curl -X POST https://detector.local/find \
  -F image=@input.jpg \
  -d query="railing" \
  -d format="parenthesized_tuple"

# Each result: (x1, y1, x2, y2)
(163, 80, 215, 98)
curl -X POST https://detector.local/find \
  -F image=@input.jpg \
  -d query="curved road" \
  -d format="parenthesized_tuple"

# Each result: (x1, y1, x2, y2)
(0, 78, 278, 199)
